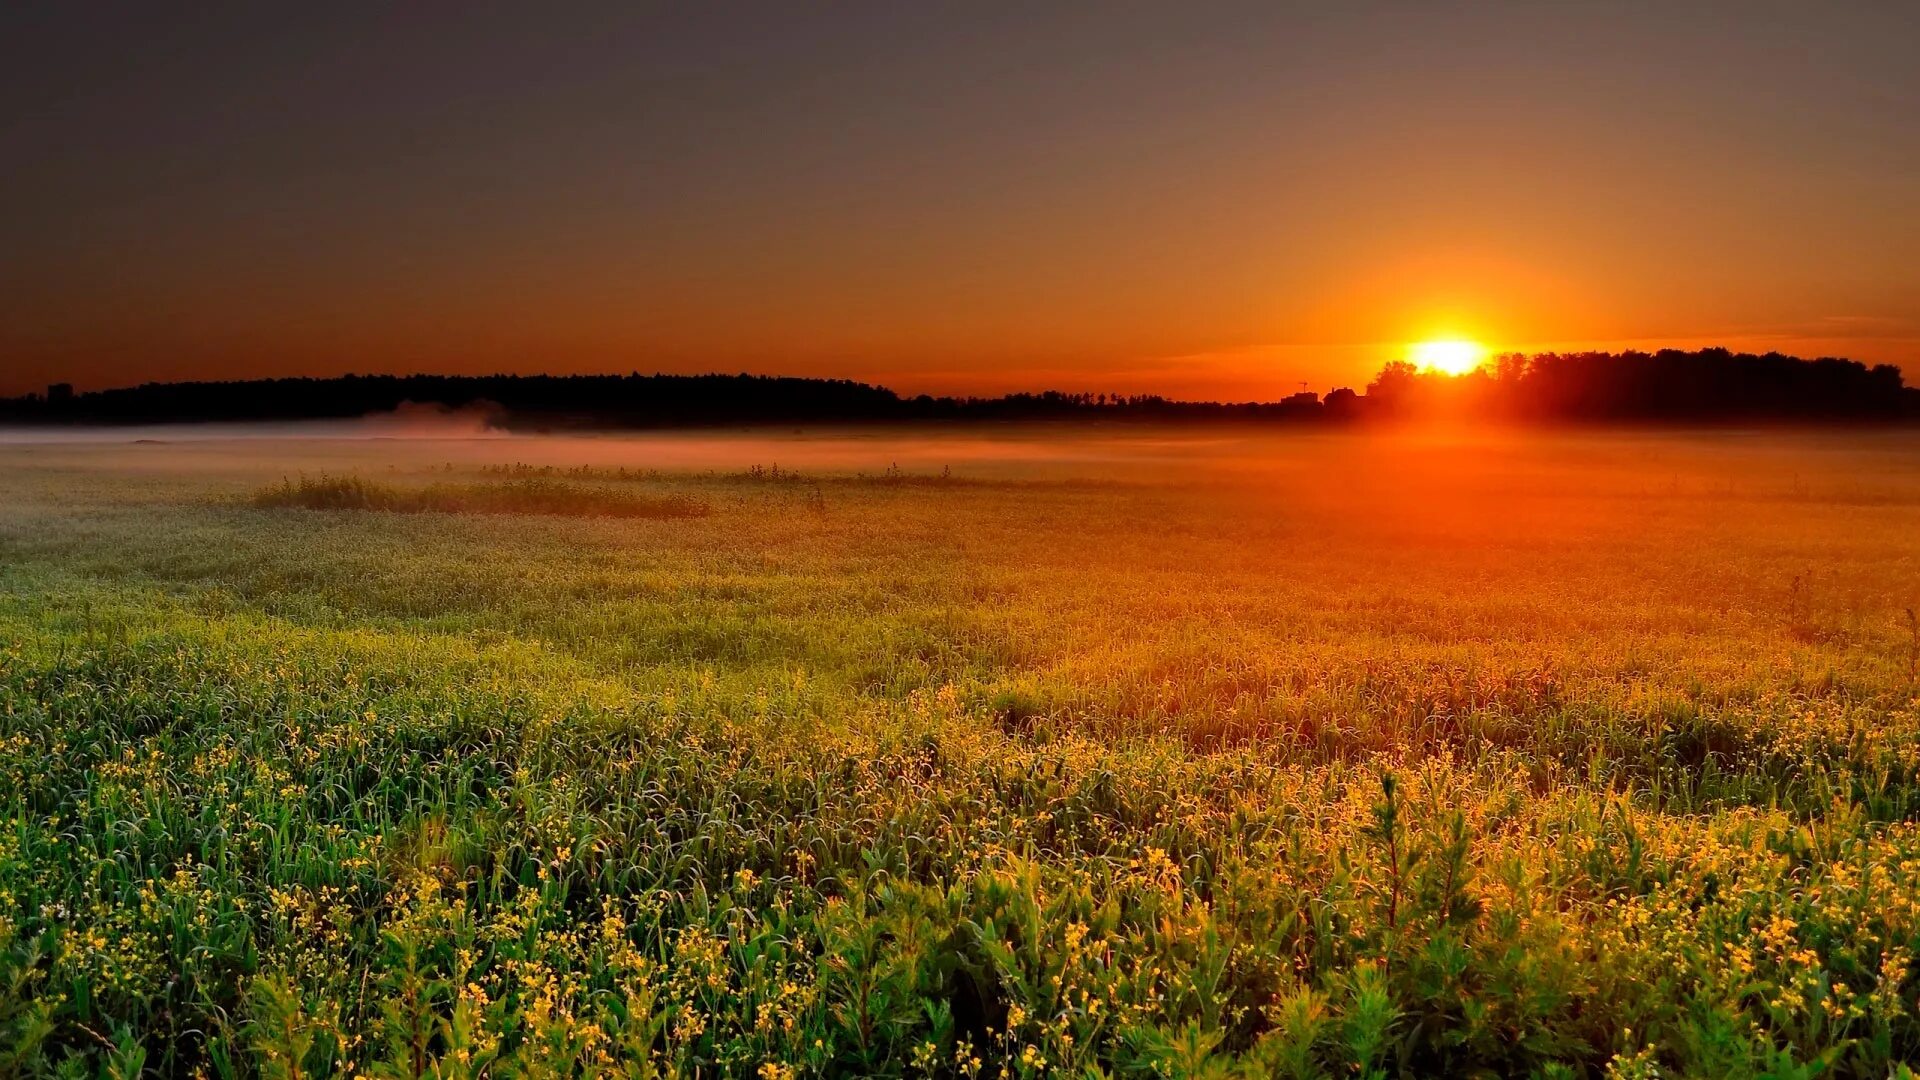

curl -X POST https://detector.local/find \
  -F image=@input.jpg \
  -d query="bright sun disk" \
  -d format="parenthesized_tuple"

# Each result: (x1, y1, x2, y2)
(1408, 339, 1489, 376)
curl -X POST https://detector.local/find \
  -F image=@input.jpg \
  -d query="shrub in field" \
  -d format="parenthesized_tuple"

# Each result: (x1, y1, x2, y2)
(251, 475, 708, 519)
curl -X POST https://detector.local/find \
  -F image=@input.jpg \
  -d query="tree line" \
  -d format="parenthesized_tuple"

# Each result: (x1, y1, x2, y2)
(3, 349, 1913, 428)
(1366, 348, 1916, 421)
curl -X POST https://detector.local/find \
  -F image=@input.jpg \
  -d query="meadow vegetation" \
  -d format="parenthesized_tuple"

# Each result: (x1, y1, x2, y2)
(251, 474, 709, 519)
(1, 426, 1918, 1078)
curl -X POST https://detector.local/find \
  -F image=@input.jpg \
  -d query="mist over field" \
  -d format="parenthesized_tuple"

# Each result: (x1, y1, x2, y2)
(0, 401, 513, 445)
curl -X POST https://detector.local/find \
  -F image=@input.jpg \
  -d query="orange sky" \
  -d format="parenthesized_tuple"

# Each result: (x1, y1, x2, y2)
(3, 5, 1916, 399)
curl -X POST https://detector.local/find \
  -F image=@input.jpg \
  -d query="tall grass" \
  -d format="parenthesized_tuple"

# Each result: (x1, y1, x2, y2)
(478, 461, 1105, 489)
(252, 474, 708, 519)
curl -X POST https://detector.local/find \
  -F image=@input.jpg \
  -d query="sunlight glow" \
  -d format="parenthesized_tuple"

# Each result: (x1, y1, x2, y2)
(1408, 339, 1490, 376)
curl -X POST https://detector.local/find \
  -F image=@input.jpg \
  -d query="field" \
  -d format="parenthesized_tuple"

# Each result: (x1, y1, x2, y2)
(2, 424, 1919, 1078)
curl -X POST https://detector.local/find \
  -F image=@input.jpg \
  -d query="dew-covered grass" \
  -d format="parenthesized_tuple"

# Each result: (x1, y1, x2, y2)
(1, 425, 1918, 1077)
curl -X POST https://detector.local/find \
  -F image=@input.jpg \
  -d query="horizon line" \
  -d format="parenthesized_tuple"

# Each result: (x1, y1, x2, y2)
(11, 343, 1914, 407)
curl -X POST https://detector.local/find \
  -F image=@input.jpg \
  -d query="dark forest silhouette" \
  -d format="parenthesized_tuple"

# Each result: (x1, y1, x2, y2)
(1367, 348, 1915, 421)
(3, 349, 1914, 429)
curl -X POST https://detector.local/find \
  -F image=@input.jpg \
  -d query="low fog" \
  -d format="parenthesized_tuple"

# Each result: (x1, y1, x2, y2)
(0, 400, 511, 444)
(5, 415, 1915, 497)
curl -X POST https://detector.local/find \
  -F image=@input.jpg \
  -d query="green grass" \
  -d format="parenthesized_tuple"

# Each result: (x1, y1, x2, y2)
(1, 426, 1918, 1078)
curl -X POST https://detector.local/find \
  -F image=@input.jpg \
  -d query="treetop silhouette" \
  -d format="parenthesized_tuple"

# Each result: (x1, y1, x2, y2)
(3, 349, 1912, 428)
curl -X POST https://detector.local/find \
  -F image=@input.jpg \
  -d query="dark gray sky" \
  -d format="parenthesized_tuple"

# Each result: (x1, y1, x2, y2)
(4, 2, 1917, 397)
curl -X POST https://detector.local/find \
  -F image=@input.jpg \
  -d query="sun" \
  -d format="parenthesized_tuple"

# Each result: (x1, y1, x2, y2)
(1408, 339, 1489, 376)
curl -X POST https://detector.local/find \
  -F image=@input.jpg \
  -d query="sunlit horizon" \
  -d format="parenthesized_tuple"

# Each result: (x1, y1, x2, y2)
(1407, 340, 1492, 377)
(4, 7, 1916, 399)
